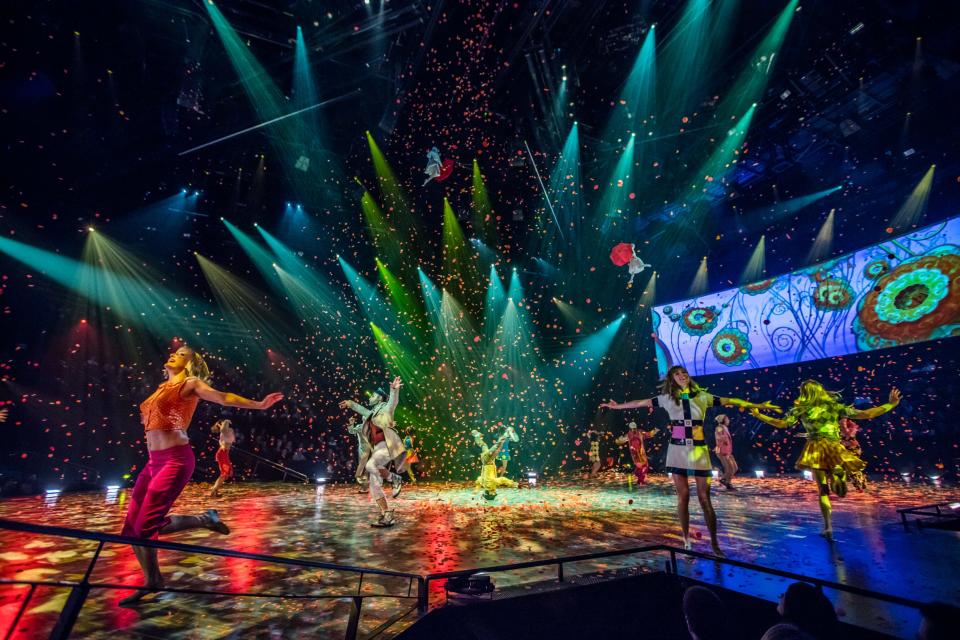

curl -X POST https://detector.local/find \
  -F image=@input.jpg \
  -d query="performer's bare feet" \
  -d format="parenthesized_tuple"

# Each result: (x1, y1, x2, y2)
(711, 544, 725, 557)
(820, 528, 834, 541)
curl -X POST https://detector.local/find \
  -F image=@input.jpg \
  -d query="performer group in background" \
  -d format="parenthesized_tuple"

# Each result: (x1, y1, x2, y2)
(121, 346, 283, 605)
(340, 377, 406, 527)
(713, 414, 738, 491)
(403, 427, 419, 483)
(209, 419, 235, 498)
(601, 365, 779, 556)
(615, 421, 657, 486)
(472, 426, 519, 500)
(751, 381, 900, 540)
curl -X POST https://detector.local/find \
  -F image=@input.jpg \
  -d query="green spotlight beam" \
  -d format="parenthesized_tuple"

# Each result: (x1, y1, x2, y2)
(598, 135, 636, 238)
(442, 198, 482, 302)
(605, 27, 656, 142)
(471, 159, 496, 244)
(715, 0, 799, 123)
(339, 256, 408, 341)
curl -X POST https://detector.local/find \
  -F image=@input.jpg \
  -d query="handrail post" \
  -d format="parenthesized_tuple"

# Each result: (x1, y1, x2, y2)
(5, 583, 36, 640)
(344, 596, 362, 640)
(557, 562, 564, 583)
(50, 539, 105, 640)
(669, 549, 678, 575)
(417, 577, 429, 612)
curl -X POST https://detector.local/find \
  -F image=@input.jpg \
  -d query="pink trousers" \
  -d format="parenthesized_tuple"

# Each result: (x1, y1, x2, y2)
(121, 444, 195, 540)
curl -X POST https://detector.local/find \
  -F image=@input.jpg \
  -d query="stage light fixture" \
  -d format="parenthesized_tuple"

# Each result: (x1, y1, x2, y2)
(526, 470, 538, 487)
(712, 469, 720, 478)
(754, 470, 765, 479)
(802, 470, 813, 480)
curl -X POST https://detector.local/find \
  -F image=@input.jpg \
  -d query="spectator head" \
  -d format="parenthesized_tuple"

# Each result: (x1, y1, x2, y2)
(778, 582, 837, 639)
(211, 419, 231, 434)
(714, 414, 729, 426)
(761, 624, 814, 640)
(405, 426, 415, 436)
(683, 586, 726, 640)
(628, 421, 638, 430)
(918, 602, 960, 640)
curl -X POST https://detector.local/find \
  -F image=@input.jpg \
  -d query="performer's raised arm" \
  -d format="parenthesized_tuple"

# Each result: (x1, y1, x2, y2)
(339, 398, 372, 418)
(600, 398, 653, 410)
(846, 388, 901, 420)
(750, 408, 793, 429)
(187, 378, 283, 410)
(386, 376, 402, 414)
(718, 396, 781, 413)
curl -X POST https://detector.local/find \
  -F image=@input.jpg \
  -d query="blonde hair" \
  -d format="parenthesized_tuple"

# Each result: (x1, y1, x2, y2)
(183, 347, 211, 382)
(789, 379, 847, 419)
(212, 419, 231, 433)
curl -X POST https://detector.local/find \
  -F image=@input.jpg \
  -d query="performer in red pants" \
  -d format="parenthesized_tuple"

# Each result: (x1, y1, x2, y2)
(120, 346, 282, 605)
(615, 421, 658, 486)
(210, 419, 236, 498)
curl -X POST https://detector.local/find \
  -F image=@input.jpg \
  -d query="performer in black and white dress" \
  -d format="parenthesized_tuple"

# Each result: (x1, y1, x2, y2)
(601, 365, 778, 555)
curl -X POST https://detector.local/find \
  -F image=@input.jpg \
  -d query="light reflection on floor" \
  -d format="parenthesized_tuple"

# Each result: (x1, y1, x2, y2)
(1, 474, 957, 638)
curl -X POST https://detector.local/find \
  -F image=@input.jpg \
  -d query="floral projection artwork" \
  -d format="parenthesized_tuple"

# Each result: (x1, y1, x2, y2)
(652, 216, 960, 376)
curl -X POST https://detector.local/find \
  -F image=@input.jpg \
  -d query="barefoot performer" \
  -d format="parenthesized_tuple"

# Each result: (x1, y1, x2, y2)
(751, 381, 900, 540)
(209, 419, 235, 498)
(601, 365, 778, 555)
(120, 346, 283, 605)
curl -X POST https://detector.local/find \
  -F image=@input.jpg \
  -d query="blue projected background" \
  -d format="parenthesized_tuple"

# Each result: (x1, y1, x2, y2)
(652, 216, 960, 377)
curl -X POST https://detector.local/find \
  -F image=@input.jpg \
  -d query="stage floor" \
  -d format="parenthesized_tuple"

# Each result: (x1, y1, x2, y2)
(1, 474, 957, 638)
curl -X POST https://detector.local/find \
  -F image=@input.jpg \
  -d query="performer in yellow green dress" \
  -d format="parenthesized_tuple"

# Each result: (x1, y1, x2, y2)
(472, 427, 519, 500)
(752, 380, 901, 540)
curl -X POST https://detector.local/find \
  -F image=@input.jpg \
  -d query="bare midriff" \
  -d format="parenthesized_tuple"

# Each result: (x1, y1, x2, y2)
(145, 428, 189, 451)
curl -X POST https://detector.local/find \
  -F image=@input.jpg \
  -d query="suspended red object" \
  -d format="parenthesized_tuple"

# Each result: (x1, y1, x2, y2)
(609, 242, 634, 266)
(436, 159, 455, 182)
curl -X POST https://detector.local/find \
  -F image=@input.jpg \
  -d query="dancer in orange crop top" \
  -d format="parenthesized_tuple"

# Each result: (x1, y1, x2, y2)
(119, 346, 283, 606)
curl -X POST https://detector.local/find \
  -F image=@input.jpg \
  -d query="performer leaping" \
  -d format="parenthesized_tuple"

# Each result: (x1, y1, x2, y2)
(601, 365, 778, 555)
(339, 377, 407, 527)
(121, 345, 283, 605)
(751, 380, 899, 540)
(209, 419, 236, 498)
(472, 426, 519, 500)
(615, 421, 658, 487)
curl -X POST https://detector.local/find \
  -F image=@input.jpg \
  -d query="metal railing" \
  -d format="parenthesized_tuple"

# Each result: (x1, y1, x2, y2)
(418, 543, 929, 613)
(1, 519, 931, 639)
(0, 518, 422, 640)
(897, 500, 960, 527)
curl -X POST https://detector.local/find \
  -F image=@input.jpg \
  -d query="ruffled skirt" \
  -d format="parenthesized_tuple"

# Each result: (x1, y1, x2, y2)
(796, 438, 866, 474)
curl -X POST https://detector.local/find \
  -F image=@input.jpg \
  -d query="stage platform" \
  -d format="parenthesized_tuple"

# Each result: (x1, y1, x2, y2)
(1, 475, 957, 638)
